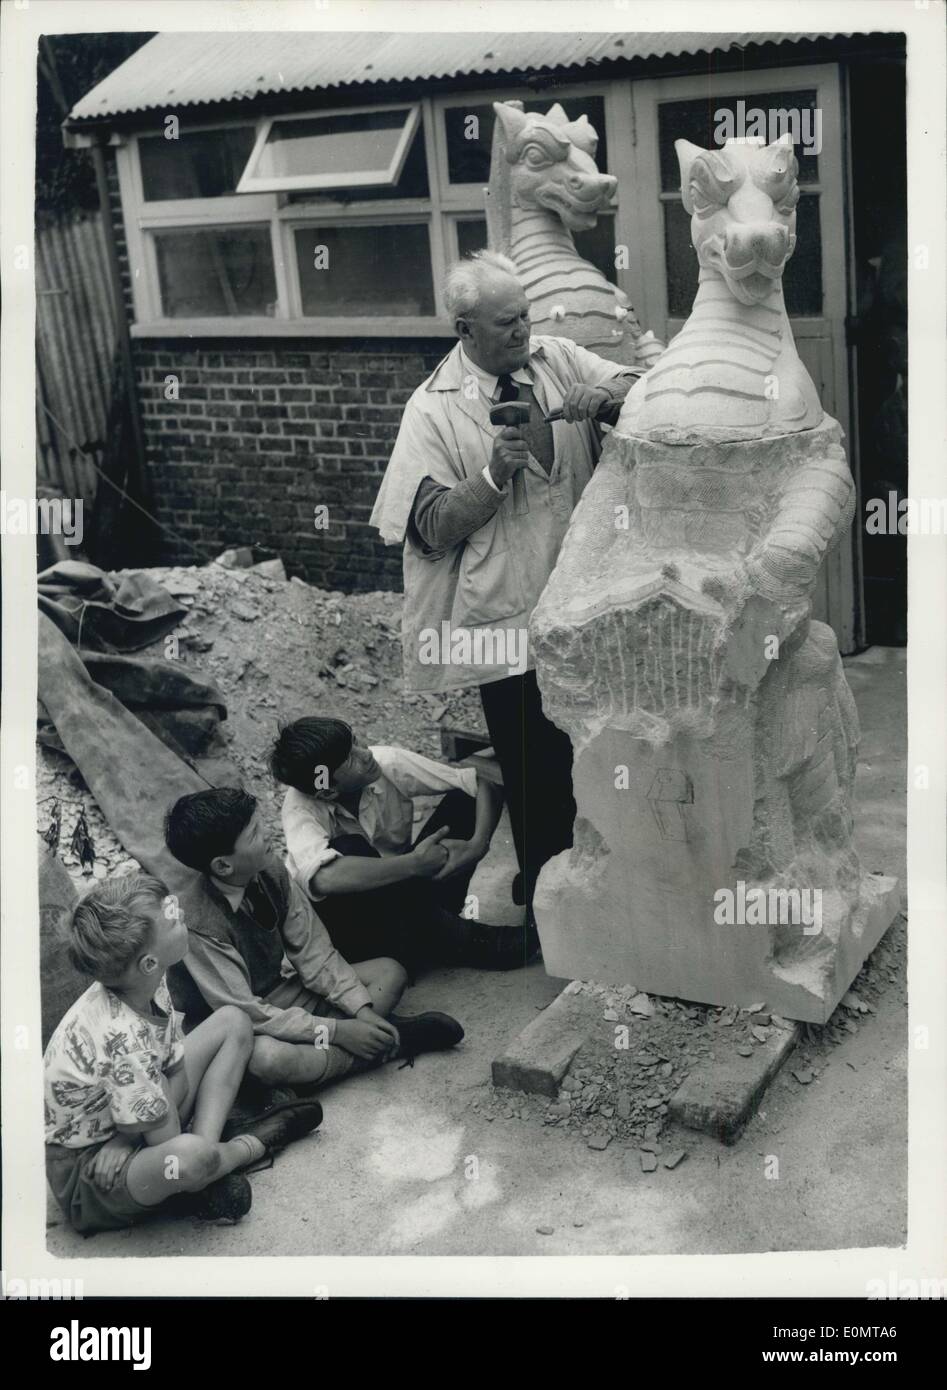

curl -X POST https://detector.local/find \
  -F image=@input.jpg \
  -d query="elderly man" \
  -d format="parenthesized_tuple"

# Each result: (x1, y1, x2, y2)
(370, 250, 639, 917)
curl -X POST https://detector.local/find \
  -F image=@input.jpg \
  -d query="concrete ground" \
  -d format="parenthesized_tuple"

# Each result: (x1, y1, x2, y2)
(47, 647, 907, 1260)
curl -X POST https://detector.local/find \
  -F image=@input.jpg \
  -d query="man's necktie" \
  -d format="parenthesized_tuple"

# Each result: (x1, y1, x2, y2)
(496, 372, 519, 403)
(494, 375, 554, 473)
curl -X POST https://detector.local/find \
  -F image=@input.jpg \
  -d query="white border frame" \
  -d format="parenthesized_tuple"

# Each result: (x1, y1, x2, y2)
(4, 0, 944, 1305)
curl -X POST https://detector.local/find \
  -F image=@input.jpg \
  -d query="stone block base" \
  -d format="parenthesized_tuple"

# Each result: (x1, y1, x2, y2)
(491, 981, 590, 1097)
(668, 1023, 801, 1143)
(534, 869, 901, 1025)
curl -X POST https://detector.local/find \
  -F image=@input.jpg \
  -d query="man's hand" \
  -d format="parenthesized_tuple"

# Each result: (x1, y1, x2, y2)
(560, 384, 613, 423)
(409, 826, 450, 878)
(336, 1013, 399, 1061)
(432, 837, 487, 882)
(489, 427, 530, 486)
(88, 1132, 138, 1192)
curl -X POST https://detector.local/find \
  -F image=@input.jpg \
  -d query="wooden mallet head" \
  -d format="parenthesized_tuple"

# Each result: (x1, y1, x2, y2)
(489, 401, 531, 429)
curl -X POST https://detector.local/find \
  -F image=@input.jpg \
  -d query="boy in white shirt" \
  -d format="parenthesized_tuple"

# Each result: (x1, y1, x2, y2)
(44, 872, 322, 1234)
(272, 716, 538, 974)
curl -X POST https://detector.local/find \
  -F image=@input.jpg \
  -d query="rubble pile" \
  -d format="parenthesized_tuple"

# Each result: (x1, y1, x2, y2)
(36, 554, 485, 886)
(484, 912, 907, 1158)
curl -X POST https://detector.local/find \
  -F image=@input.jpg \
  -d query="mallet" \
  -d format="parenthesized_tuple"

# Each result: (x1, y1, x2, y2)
(488, 400, 532, 513)
(488, 400, 531, 431)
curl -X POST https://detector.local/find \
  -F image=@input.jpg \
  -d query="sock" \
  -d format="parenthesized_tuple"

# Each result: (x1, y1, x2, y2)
(228, 1134, 264, 1167)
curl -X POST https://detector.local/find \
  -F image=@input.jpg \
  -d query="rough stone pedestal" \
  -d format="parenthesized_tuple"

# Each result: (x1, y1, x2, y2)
(532, 727, 900, 1022)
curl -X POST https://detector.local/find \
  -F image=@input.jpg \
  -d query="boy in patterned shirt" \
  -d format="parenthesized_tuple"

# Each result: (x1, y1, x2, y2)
(44, 871, 321, 1235)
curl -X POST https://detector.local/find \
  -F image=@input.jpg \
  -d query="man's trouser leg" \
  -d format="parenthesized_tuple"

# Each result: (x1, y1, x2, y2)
(479, 669, 576, 908)
(314, 834, 461, 975)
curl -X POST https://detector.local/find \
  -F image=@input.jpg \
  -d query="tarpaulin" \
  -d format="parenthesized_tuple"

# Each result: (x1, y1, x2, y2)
(38, 560, 186, 653)
(38, 612, 207, 894)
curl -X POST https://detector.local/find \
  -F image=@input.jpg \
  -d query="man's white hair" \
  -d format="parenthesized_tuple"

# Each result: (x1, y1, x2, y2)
(443, 249, 522, 321)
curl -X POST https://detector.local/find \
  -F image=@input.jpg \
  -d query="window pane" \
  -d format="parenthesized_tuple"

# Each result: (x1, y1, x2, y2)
(446, 96, 608, 184)
(782, 195, 823, 316)
(255, 109, 415, 185)
(658, 91, 820, 189)
(139, 128, 256, 200)
(294, 224, 435, 316)
(663, 193, 822, 318)
(285, 125, 428, 203)
(154, 227, 277, 318)
(456, 218, 487, 259)
(574, 214, 616, 285)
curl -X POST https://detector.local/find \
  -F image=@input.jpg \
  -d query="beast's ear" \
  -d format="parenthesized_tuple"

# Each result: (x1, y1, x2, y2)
(768, 131, 795, 153)
(761, 131, 799, 186)
(567, 112, 598, 156)
(493, 101, 528, 141)
(675, 139, 706, 213)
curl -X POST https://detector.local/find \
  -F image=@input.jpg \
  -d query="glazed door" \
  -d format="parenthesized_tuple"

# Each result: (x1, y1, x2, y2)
(610, 65, 857, 651)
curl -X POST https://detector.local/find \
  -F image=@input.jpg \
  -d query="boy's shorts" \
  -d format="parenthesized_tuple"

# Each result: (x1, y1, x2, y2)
(46, 1139, 152, 1236)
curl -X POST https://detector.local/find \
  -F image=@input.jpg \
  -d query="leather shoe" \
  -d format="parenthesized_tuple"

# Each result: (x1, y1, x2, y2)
(225, 1098, 324, 1169)
(389, 1011, 464, 1066)
(167, 1172, 252, 1223)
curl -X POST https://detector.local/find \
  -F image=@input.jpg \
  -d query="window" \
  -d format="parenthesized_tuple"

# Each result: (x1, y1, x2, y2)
(154, 227, 278, 318)
(294, 224, 435, 316)
(117, 87, 617, 335)
(657, 89, 823, 317)
(139, 127, 257, 200)
(238, 106, 421, 193)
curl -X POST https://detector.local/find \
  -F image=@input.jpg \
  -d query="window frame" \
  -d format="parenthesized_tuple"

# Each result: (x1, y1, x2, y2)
(117, 83, 617, 338)
(236, 102, 422, 195)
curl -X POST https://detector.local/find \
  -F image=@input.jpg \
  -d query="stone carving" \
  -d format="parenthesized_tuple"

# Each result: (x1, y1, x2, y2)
(530, 135, 899, 1023)
(486, 100, 663, 369)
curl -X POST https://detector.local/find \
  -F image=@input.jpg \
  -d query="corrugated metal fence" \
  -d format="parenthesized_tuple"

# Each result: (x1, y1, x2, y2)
(35, 212, 116, 503)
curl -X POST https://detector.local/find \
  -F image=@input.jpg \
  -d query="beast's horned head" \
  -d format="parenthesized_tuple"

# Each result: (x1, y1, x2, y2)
(494, 101, 617, 232)
(676, 135, 800, 306)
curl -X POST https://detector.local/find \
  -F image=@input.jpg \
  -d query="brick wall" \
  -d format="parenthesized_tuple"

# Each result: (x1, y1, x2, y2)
(106, 154, 452, 593)
(134, 340, 451, 591)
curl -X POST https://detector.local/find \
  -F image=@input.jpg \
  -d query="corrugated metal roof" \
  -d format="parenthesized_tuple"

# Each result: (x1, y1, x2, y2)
(68, 30, 855, 122)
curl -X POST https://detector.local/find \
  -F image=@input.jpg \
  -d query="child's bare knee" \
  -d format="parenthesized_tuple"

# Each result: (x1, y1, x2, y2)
(218, 1005, 253, 1051)
(174, 1135, 221, 1191)
(248, 1036, 285, 1085)
(378, 958, 408, 993)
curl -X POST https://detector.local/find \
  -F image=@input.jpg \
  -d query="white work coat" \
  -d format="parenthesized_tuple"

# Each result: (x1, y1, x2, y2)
(370, 335, 629, 693)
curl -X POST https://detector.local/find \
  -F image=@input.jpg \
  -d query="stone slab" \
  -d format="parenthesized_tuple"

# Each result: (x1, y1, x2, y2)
(493, 980, 803, 1144)
(535, 868, 901, 1025)
(491, 981, 591, 1097)
(668, 1022, 801, 1144)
